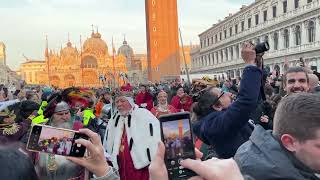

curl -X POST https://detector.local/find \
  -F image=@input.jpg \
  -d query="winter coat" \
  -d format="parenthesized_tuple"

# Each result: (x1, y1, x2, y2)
(193, 65, 262, 158)
(235, 125, 320, 180)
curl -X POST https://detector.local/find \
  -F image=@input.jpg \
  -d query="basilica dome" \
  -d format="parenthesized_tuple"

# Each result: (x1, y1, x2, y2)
(117, 39, 134, 59)
(60, 41, 78, 57)
(83, 32, 109, 57)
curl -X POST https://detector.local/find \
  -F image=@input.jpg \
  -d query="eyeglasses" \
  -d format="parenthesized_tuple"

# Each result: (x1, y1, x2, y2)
(212, 91, 225, 106)
(197, 87, 225, 106)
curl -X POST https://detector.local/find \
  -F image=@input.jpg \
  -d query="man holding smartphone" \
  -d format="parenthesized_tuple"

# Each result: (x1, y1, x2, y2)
(36, 100, 86, 180)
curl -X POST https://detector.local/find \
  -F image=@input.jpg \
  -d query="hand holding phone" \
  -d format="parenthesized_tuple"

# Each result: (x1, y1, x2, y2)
(149, 141, 203, 180)
(159, 112, 197, 180)
(27, 124, 88, 157)
(67, 129, 110, 177)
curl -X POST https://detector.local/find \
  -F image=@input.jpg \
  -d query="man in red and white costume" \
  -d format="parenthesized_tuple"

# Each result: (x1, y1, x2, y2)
(103, 89, 160, 180)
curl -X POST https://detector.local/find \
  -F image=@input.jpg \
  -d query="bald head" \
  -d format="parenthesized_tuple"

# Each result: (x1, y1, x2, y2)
(308, 74, 319, 92)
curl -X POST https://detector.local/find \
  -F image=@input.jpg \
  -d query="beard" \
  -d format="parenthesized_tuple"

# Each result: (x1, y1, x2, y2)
(51, 120, 72, 129)
(119, 110, 130, 117)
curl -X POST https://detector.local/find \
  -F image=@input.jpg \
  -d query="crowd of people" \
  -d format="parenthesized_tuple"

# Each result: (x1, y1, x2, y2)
(0, 42, 319, 180)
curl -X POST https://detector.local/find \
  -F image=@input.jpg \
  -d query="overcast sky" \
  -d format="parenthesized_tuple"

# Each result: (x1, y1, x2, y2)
(0, 0, 253, 70)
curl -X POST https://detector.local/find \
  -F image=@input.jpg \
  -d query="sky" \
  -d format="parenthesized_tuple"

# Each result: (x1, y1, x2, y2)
(0, 0, 254, 70)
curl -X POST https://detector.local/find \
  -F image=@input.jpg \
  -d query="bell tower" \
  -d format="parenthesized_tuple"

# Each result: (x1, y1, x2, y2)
(0, 42, 6, 66)
(145, 0, 180, 82)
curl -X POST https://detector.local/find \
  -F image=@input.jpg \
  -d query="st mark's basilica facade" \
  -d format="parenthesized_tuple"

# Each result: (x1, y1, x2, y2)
(20, 29, 147, 88)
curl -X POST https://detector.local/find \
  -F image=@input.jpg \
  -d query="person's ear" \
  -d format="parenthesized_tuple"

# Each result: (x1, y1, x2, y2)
(280, 134, 299, 152)
(212, 104, 222, 111)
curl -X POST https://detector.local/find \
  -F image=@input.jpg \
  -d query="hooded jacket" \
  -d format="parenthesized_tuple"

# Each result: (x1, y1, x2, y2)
(235, 125, 320, 180)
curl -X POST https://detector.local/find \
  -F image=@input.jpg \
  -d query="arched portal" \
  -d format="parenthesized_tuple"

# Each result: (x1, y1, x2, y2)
(82, 56, 98, 68)
(50, 76, 60, 87)
(83, 70, 98, 87)
(64, 74, 76, 87)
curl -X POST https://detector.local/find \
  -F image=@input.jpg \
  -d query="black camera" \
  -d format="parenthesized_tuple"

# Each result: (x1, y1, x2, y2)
(255, 42, 270, 54)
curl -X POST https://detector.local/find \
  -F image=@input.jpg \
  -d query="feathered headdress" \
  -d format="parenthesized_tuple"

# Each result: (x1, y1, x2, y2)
(44, 87, 95, 118)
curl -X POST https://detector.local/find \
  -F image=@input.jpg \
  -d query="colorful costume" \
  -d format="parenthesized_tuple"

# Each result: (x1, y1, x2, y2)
(103, 105, 160, 179)
(170, 94, 193, 112)
(36, 99, 86, 180)
(151, 104, 178, 118)
(135, 92, 154, 111)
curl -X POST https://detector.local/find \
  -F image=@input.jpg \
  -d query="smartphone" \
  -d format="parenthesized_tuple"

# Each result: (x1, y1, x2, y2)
(159, 112, 197, 180)
(27, 124, 88, 157)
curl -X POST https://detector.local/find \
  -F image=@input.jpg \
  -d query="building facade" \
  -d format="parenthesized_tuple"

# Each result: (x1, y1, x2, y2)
(19, 30, 146, 88)
(0, 42, 7, 84)
(180, 45, 199, 75)
(19, 60, 46, 85)
(0, 42, 21, 86)
(191, 0, 320, 79)
(117, 39, 148, 85)
(145, 0, 180, 82)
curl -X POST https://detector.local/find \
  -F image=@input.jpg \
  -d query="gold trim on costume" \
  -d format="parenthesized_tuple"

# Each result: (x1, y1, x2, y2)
(1, 123, 20, 135)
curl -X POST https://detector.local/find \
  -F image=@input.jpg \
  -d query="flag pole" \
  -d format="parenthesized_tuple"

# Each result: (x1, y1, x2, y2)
(179, 28, 191, 86)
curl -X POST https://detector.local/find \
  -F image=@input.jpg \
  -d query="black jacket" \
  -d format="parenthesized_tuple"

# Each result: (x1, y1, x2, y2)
(235, 126, 320, 180)
(193, 65, 262, 158)
(250, 100, 273, 130)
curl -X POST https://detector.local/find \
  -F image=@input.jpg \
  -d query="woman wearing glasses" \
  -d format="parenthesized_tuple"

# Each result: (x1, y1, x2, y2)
(192, 42, 263, 159)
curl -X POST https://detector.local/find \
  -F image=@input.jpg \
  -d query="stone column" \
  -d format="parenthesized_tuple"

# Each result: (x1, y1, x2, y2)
(279, 63, 284, 75)
(224, 49, 228, 62)
(196, 58, 199, 68)
(316, 16, 320, 42)
(279, 29, 284, 50)
(232, 46, 236, 61)
(228, 48, 231, 61)
(269, 32, 275, 51)
(290, 25, 295, 47)
(238, 43, 242, 61)
(213, 52, 215, 64)
(269, 64, 273, 72)
(301, 20, 308, 45)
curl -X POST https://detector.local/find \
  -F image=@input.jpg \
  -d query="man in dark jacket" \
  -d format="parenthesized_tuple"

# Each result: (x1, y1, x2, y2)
(193, 42, 262, 159)
(235, 93, 320, 180)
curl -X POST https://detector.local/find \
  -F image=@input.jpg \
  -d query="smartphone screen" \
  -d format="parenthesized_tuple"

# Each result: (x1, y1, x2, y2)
(160, 112, 196, 180)
(27, 124, 88, 157)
